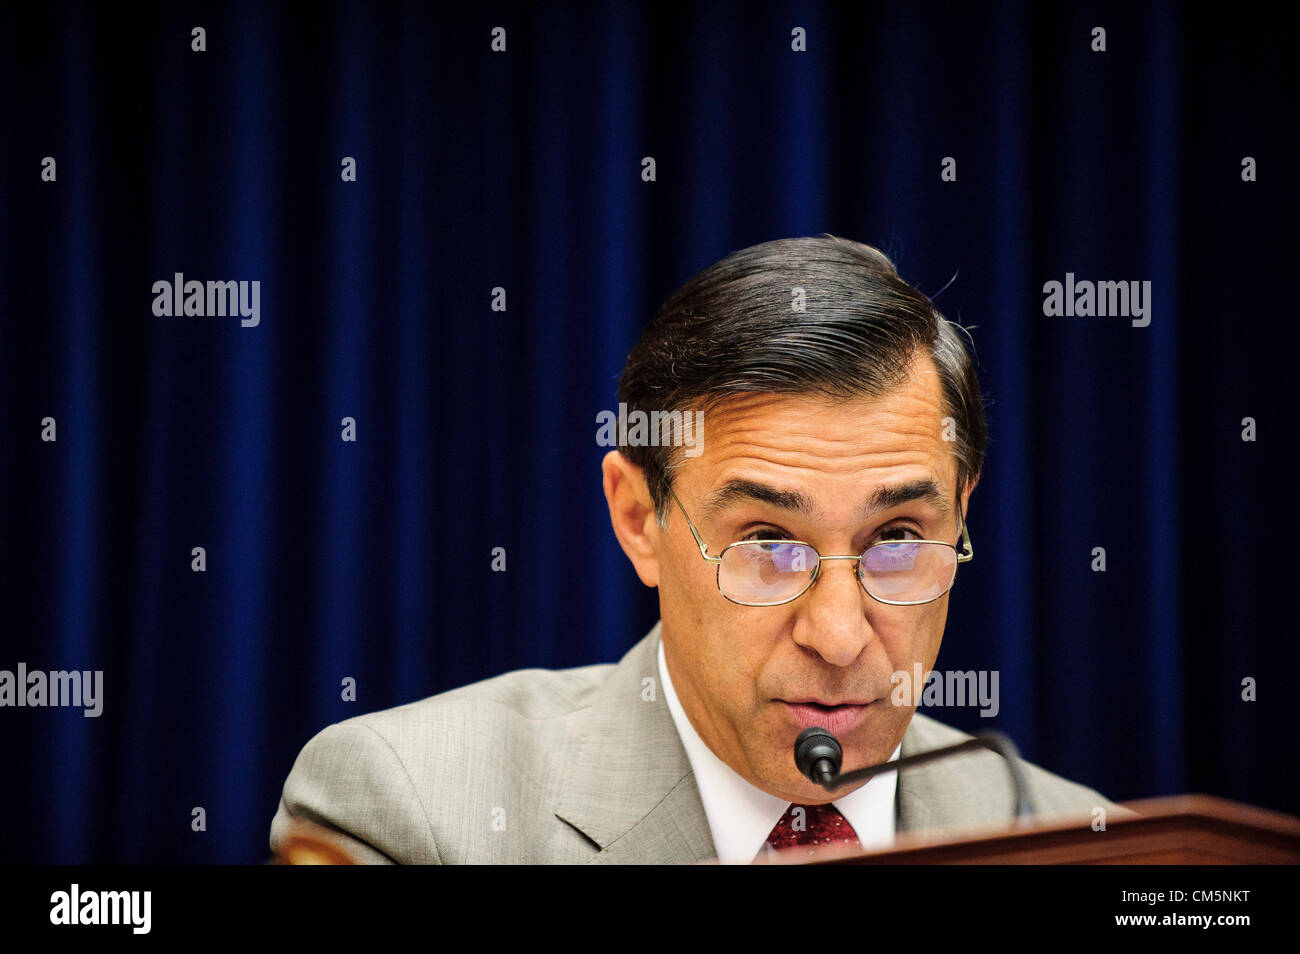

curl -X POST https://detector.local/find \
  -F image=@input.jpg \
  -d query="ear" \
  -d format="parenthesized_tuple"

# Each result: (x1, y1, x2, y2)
(960, 472, 978, 516)
(601, 450, 662, 588)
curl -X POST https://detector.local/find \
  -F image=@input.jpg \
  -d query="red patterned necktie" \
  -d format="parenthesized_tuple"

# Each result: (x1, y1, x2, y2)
(765, 802, 861, 858)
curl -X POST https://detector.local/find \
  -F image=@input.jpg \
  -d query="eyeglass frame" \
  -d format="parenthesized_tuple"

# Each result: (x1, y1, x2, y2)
(664, 481, 974, 607)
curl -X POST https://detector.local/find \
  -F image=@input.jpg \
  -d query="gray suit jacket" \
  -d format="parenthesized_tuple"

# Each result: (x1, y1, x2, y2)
(270, 622, 1131, 863)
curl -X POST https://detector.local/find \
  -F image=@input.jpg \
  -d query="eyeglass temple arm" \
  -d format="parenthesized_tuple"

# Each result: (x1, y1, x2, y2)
(956, 498, 974, 562)
(665, 482, 724, 563)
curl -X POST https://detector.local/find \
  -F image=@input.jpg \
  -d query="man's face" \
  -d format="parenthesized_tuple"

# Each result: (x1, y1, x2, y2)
(655, 351, 969, 805)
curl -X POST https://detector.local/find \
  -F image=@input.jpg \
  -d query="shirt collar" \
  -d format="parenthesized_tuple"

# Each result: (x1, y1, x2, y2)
(657, 637, 900, 864)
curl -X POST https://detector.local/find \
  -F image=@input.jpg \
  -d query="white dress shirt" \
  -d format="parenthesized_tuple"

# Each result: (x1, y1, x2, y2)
(658, 639, 900, 864)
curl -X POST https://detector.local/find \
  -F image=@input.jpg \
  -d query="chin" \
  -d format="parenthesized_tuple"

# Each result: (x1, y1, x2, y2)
(840, 712, 907, 769)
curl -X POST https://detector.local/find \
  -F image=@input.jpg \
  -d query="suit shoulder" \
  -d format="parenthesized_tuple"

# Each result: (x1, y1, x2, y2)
(906, 711, 978, 747)
(906, 712, 1132, 818)
(272, 656, 622, 863)
(351, 657, 617, 732)
(312, 657, 620, 787)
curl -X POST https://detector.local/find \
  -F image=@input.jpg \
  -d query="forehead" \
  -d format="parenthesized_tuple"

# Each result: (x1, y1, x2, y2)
(682, 353, 956, 511)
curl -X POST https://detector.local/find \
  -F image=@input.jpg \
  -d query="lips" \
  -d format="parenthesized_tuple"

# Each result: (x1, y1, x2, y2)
(787, 699, 872, 707)
(780, 700, 876, 734)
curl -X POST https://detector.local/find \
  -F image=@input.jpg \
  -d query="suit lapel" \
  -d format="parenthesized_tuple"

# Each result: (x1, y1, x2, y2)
(554, 622, 718, 864)
(895, 715, 941, 832)
(585, 772, 715, 864)
(896, 712, 1008, 833)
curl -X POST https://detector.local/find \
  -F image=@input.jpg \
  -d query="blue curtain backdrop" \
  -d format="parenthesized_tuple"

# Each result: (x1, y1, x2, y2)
(1, 1, 1295, 863)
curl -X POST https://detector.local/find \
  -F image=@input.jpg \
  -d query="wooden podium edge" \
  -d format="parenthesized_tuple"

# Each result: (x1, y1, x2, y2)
(757, 793, 1300, 865)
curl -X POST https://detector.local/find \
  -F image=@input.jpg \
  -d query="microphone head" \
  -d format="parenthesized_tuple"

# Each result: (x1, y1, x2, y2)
(793, 726, 843, 783)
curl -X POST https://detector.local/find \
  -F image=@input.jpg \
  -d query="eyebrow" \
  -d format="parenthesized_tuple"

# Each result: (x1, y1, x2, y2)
(861, 480, 951, 519)
(699, 477, 951, 523)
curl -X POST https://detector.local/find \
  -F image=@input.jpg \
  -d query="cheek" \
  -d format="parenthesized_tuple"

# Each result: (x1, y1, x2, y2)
(873, 603, 947, 665)
(663, 568, 763, 688)
(659, 539, 717, 623)
(709, 613, 773, 688)
(916, 603, 949, 663)
(679, 609, 786, 717)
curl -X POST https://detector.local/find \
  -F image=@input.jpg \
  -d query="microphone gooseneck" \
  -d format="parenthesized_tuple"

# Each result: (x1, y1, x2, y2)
(792, 725, 1037, 819)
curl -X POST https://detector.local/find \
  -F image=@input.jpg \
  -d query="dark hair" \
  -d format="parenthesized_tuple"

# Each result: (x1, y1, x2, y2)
(617, 235, 987, 526)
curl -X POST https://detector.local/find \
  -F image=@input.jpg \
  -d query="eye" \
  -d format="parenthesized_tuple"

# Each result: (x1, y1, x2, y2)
(740, 526, 790, 540)
(739, 527, 793, 550)
(874, 525, 923, 545)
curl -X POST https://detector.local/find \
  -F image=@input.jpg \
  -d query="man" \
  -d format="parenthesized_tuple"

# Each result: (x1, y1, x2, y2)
(269, 235, 1130, 864)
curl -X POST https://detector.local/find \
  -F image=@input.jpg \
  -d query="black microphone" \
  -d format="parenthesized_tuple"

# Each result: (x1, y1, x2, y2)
(794, 726, 844, 787)
(793, 725, 1037, 818)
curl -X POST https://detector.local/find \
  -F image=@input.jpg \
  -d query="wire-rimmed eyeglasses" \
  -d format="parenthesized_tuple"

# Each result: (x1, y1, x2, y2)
(665, 482, 973, 607)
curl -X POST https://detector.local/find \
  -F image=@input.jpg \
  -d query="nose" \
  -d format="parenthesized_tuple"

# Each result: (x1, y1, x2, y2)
(790, 556, 878, 668)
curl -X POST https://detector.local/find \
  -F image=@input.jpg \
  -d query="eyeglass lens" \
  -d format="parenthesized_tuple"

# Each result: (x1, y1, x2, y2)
(718, 540, 957, 605)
